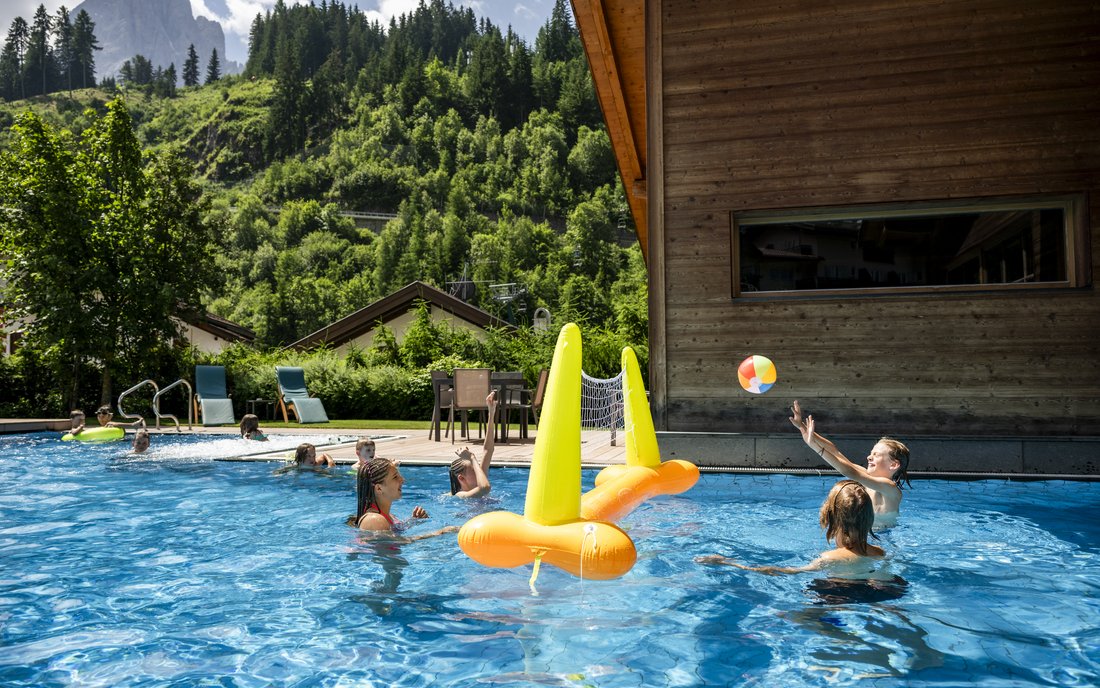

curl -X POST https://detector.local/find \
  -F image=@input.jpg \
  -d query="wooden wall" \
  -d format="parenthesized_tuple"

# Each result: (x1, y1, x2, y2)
(652, 0, 1100, 436)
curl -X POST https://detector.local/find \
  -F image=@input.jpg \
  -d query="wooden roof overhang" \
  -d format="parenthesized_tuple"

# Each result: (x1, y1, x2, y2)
(286, 281, 513, 351)
(571, 0, 648, 261)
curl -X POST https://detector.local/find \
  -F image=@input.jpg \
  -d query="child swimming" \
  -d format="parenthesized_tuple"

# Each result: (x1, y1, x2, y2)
(240, 414, 268, 441)
(354, 437, 375, 471)
(294, 442, 333, 469)
(131, 429, 151, 454)
(448, 390, 498, 498)
(696, 480, 886, 578)
(790, 400, 910, 527)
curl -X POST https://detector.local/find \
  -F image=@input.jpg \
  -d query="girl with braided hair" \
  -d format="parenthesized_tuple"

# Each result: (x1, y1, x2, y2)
(349, 457, 457, 539)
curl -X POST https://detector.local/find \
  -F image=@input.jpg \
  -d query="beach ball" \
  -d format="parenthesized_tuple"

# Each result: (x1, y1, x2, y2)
(738, 355, 777, 394)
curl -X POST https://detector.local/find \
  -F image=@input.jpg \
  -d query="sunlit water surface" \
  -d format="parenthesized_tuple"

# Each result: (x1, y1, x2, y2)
(0, 432, 1097, 687)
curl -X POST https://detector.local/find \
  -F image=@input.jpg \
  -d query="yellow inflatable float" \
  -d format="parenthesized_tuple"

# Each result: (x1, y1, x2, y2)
(61, 426, 125, 442)
(458, 323, 637, 580)
(579, 347, 699, 523)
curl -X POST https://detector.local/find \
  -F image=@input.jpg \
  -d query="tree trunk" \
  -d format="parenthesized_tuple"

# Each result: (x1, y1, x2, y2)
(100, 366, 112, 408)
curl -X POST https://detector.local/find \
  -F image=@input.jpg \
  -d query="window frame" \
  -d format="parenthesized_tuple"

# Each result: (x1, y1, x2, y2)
(730, 195, 1087, 298)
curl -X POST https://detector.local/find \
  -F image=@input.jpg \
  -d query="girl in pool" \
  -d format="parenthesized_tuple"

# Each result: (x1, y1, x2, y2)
(696, 480, 886, 578)
(349, 457, 457, 539)
(448, 390, 497, 498)
(294, 442, 334, 469)
(789, 400, 909, 527)
(240, 414, 268, 441)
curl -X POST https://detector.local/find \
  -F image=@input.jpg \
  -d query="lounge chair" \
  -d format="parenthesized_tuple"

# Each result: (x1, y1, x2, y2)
(275, 366, 329, 423)
(193, 365, 236, 426)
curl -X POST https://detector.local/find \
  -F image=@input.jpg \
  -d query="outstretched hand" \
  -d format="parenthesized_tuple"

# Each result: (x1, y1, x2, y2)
(411, 506, 429, 519)
(789, 401, 815, 444)
(694, 554, 730, 566)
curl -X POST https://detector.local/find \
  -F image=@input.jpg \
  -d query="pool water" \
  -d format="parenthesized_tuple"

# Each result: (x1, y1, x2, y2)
(0, 433, 1097, 687)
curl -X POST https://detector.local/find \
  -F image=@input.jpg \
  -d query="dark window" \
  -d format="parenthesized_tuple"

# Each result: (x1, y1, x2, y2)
(733, 198, 1079, 295)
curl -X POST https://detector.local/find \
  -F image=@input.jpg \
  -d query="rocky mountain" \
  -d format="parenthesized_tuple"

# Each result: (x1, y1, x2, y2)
(71, 0, 234, 82)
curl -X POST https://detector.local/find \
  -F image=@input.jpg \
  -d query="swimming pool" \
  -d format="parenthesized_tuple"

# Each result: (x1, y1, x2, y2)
(1, 432, 1097, 686)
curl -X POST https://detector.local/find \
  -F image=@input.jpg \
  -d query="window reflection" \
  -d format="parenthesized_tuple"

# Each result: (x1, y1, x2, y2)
(737, 205, 1069, 293)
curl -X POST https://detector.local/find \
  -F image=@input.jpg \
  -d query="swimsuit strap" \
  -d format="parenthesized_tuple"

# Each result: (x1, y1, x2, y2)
(365, 506, 396, 526)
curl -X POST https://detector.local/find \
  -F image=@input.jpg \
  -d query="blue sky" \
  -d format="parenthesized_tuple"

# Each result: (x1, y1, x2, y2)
(0, 0, 556, 66)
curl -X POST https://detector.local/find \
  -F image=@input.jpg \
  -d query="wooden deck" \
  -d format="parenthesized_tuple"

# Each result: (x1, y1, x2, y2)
(0, 419, 626, 468)
(249, 427, 628, 468)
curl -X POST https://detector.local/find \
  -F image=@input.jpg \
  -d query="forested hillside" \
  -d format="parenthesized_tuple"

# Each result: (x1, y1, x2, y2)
(2, 0, 646, 350)
(0, 0, 648, 416)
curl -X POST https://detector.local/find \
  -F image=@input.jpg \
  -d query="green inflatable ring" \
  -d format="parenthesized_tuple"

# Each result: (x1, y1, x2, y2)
(62, 426, 125, 442)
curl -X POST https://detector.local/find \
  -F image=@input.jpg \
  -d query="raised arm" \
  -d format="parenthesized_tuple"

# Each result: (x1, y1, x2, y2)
(480, 390, 497, 474)
(790, 401, 896, 492)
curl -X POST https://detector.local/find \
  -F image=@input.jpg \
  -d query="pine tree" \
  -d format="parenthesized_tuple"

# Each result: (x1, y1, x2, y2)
(72, 10, 99, 89)
(1, 17, 29, 100)
(26, 5, 53, 96)
(52, 6, 74, 94)
(205, 47, 220, 84)
(182, 43, 199, 86)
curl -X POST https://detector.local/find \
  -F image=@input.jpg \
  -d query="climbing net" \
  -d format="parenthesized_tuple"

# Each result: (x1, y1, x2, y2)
(581, 370, 624, 445)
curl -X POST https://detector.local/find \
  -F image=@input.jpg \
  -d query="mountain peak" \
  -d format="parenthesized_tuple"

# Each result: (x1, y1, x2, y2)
(72, 0, 233, 82)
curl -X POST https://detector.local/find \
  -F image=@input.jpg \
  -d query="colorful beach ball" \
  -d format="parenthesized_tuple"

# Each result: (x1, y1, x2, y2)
(738, 355, 777, 394)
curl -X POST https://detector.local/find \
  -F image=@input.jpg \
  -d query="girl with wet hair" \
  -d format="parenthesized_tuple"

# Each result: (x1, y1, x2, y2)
(348, 457, 458, 539)
(789, 400, 910, 527)
(696, 480, 886, 578)
(448, 390, 497, 498)
(240, 414, 268, 441)
(294, 442, 334, 469)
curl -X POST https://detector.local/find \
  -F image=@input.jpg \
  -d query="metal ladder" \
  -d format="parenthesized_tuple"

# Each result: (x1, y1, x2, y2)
(117, 379, 158, 428)
(153, 379, 193, 432)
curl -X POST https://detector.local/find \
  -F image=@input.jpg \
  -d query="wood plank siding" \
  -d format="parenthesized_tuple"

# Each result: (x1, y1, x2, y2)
(651, 0, 1100, 436)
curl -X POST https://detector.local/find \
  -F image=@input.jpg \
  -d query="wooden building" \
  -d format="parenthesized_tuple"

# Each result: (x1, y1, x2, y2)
(287, 281, 512, 354)
(573, 0, 1100, 472)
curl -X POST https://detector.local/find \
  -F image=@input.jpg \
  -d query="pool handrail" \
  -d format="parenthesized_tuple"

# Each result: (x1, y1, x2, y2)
(117, 379, 159, 428)
(154, 379, 193, 432)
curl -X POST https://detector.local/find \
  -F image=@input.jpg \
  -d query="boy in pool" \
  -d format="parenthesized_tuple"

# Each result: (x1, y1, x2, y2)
(240, 414, 268, 441)
(66, 409, 86, 436)
(131, 428, 151, 454)
(448, 390, 498, 498)
(354, 437, 376, 471)
(790, 400, 910, 527)
(96, 405, 144, 429)
(696, 480, 886, 578)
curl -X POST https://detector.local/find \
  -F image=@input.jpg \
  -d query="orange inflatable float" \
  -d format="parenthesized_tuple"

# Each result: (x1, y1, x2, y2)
(457, 323, 636, 580)
(579, 347, 700, 523)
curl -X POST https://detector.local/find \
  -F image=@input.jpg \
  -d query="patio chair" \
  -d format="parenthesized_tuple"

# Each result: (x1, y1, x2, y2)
(275, 366, 330, 424)
(193, 365, 236, 426)
(428, 370, 454, 440)
(448, 368, 492, 444)
(507, 368, 548, 437)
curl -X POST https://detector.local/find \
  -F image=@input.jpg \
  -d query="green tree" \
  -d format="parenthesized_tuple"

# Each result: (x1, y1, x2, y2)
(205, 47, 221, 84)
(0, 100, 219, 406)
(182, 43, 199, 87)
(0, 18, 29, 101)
(25, 4, 53, 96)
(71, 9, 99, 89)
(52, 6, 74, 94)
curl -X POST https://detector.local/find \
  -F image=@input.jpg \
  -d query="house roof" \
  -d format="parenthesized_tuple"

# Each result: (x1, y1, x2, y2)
(286, 281, 513, 351)
(181, 311, 256, 343)
(572, 0, 648, 261)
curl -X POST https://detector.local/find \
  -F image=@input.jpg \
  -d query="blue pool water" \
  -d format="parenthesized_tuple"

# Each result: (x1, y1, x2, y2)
(0, 432, 1097, 687)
